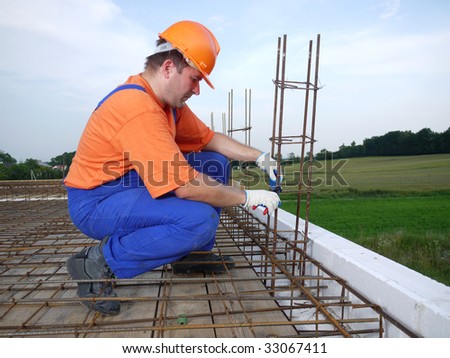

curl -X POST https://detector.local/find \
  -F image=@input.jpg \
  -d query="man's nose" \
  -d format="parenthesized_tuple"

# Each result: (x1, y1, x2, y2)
(192, 81, 200, 95)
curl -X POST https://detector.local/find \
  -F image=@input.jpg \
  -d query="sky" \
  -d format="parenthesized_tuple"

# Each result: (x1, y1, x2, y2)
(0, 0, 449, 162)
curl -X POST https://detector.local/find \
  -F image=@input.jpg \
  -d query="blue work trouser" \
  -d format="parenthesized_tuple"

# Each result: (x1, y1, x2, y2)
(66, 151, 230, 278)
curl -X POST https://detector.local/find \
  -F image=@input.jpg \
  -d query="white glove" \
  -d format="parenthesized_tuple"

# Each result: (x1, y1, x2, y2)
(241, 190, 280, 215)
(256, 152, 282, 189)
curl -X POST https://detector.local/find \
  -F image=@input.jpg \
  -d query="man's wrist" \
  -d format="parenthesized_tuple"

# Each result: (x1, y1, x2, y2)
(256, 151, 265, 161)
(240, 190, 248, 206)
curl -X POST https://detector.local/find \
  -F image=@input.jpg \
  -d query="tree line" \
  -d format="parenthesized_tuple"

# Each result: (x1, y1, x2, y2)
(1, 127, 448, 180)
(315, 127, 450, 160)
(0, 151, 75, 180)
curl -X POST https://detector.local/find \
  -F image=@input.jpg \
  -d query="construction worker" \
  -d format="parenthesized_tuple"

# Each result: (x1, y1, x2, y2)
(64, 20, 281, 315)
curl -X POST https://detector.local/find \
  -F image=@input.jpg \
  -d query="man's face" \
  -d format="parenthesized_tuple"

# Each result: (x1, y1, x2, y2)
(166, 64, 202, 108)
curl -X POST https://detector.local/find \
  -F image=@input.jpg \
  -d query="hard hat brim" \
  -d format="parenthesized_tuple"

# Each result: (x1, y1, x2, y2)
(201, 73, 214, 89)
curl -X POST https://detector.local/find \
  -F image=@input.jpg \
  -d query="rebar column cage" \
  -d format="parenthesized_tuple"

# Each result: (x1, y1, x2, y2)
(269, 34, 322, 278)
(227, 89, 252, 146)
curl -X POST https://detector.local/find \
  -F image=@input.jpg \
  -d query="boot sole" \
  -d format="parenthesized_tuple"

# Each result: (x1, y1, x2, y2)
(172, 257, 235, 275)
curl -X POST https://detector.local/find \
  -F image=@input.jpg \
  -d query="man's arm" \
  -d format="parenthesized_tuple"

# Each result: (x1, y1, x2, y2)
(204, 132, 280, 189)
(175, 172, 246, 207)
(174, 172, 280, 215)
(203, 132, 262, 162)
(174, 132, 281, 214)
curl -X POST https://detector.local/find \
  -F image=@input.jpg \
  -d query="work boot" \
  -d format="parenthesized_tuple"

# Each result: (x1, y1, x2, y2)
(66, 238, 120, 315)
(172, 252, 235, 275)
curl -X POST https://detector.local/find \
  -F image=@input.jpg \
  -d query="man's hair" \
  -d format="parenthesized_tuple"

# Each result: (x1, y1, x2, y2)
(145, 39, 189, 73)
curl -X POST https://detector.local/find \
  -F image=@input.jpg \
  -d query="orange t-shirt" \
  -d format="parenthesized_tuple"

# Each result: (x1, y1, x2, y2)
(64, 74, 215, 198)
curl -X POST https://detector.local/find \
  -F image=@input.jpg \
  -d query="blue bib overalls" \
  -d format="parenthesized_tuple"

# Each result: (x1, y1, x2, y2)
(66, 85, 229, 278)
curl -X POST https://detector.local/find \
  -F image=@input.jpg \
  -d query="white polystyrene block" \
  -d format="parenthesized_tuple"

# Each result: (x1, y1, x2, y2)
(252, 207, 450, 337)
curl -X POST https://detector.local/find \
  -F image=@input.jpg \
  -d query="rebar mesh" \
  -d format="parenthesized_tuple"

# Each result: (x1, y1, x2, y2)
(0, 181, 393, 338)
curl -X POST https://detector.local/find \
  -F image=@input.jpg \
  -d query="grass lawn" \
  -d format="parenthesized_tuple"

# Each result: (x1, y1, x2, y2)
(313, 153, 450, 194)
(282, 195, 450, 286)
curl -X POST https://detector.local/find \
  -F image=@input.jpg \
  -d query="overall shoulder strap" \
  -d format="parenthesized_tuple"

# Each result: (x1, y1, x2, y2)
(94, 84, 146, 111)
(172, 108, 177, 123)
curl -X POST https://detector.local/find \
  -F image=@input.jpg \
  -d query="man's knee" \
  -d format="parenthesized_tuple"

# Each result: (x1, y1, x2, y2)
(180, 203, 219, 246)
(198, 152, 230, 185)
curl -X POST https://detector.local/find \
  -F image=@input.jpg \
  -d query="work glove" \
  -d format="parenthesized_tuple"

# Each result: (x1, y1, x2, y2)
(241, 190, 281, 215)
(256, 152, 283, 190)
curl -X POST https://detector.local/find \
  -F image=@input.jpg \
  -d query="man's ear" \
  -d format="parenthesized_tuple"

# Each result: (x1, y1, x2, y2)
(161, 59, 175, 79)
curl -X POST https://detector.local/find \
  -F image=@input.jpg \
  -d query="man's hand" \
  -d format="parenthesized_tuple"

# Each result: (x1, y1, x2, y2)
(256, 152, 283, 190)
(241, 190, 280, 215)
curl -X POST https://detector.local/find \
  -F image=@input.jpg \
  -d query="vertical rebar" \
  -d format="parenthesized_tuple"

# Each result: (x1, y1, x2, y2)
(245, 89, 248, 146)
(228, 90, 233, 138)
(296, 39, 313, 277)
(269, 34, 287, 292)
(248, 89, 252, 147)
(271, 37, 281, 157)
(222, 113, 226, 134)
(303, 34, 321, 266)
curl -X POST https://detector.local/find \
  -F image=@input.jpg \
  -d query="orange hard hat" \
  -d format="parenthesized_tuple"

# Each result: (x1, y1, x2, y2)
(159, 20, 220, 89)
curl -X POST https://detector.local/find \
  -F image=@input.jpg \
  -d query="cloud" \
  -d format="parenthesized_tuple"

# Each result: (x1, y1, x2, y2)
(0, 0, 157, 160)
(321, 28, 450, 76)
(379, 0, 401, 19)
(0, 0, 151, 97)
(0, 0, 120, 38)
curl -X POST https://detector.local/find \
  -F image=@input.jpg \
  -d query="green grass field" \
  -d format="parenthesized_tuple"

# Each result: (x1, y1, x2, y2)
(232, 153, 450, 286)
(282, 196, 450, 285)
(311, 153, 450, 194)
